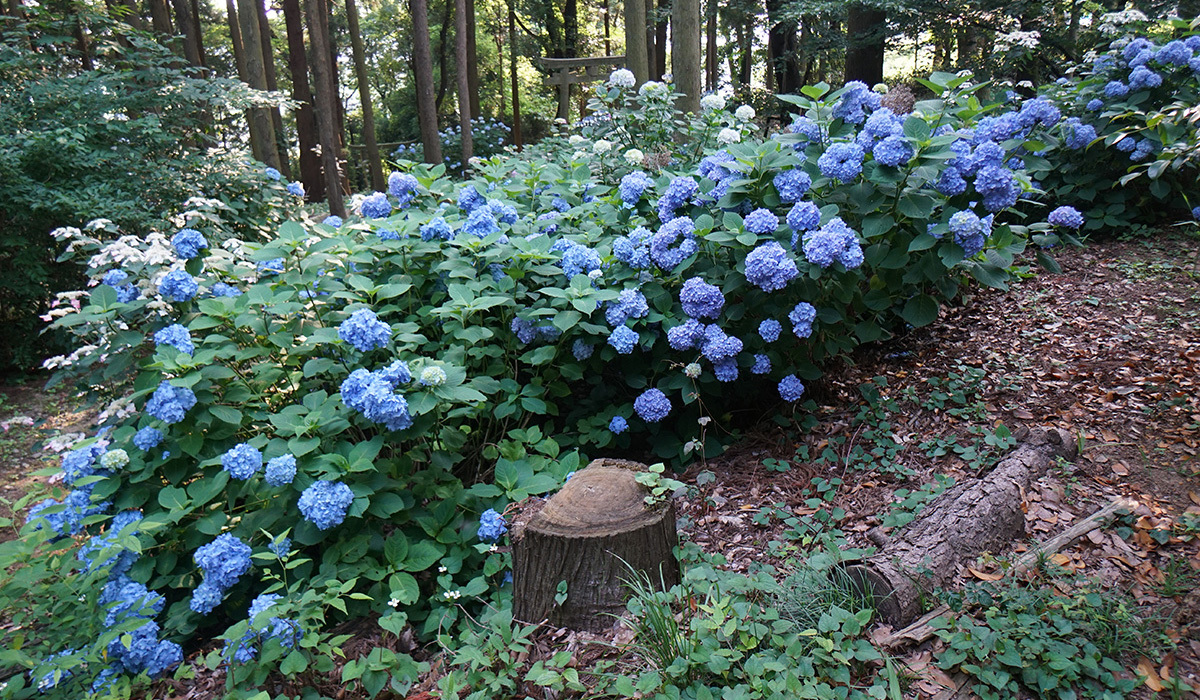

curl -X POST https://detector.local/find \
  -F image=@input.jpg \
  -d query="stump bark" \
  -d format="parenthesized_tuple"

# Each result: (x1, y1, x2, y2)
(844, 427, 1077, 626)
(512, 458, 679, 631)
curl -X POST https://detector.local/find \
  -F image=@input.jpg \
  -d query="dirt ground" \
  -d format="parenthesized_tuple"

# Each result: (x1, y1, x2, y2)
(2, 235, 1198, 698)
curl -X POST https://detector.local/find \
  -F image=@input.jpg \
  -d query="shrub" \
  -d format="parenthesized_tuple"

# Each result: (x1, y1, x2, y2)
(392, 117, 513, 172)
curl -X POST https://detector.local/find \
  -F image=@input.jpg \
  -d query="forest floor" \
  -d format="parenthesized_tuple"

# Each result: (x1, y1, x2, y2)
(1, 234, 1198, 699)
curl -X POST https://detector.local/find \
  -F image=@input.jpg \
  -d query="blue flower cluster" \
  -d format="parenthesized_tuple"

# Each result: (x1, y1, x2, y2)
(1047, 205, 1084, 229)
(387, 171, 419, 208)
(553, 238, 602, 278)
(831, 81, 882, 124)
(97, 574, 182, 682)
(789, 302, 817, 338)
(191, 533, 252, 614)
(338, 308, 391, 352)
(1062, 117, 1097, 150)
(679, 277, 725, 319)
(649, 217, 698, 270)
(947, 210, 994, 256)
(758, 319, 782, 342)
(751, 354, 771, 374)
(463, 207, 499, 238)
(608, 325, 639, 354)
(420, 216, 454, 241)
(458, 184, 487, 213)
(744, 208, 779, 235)
(511, 317, 561, 345)
(634, 388, 671, 423)
(744, 241, 798, 292)
(101, 270, 139, 302)
(778, 375, 806, 402)
(299, 480, 355, 530)
(801, 217, 864, 269)
(27, 485, 108, 539)
(360, 191, 392, 219)
(787, 201, 821, 232)
(477, 508, 508, 542)
(572, 339, 594, 360)
(609, 415, 628, 434)
(657, 176, 699, 221)
(221, 443, 263, 480)
(146, 380, 197, 424)
(228, 594, 302, 663)
(323, 215, 344, 228)
(773, 169, 812, 203)
(872, 135, 915, 167)
(606, 288, 650, 326)
(613, 226, 653, 269)
(817, 142, 866, 183)
(212, 282, 242, 297)
(171, 229, 207, 259)
(287, 181, 305, 197)
(619, 171, 655, 207)
(132, 426, 163, 451)
(341, 362, 413, 431)
(153, 323, 193, 355)
(158, 269, 198, 302)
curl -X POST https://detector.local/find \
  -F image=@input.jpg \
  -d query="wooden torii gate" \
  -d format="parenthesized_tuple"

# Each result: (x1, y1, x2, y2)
(539, 55, 627, 121)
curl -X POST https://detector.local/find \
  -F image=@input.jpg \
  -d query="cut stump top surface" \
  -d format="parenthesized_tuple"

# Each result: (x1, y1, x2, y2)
(527, 459, 665, 538)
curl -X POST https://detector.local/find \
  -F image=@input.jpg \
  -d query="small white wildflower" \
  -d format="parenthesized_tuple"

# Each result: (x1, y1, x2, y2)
(593, 139, 613, 154)
(700, 93, 726, 111)
(1017, 80, 1034, 90)
(624, 148, 645, 165)
(487, 544, 499, 553)
(438, 565, 448, 573)
(608, 68, 635, 88)
(661, 73, 673, 82)
(735, 105, 756, 121)
(388, 598, 400, 608)
(442, 590, 461, 600)
(697, 416, 712, 426)
(717, 127, 741, 145)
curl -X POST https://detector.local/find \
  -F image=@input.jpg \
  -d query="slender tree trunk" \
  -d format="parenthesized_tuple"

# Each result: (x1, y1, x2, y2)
(345, 0, 384, 189)
(282, 0, 323, 198)
(73, 8, 94, 70)
(704, 0, 716, 90)
(509, 0, 522, 148)
(436, 0, 451, 110)
(653, 0, 665, 79)
(412, 0, 443, 163)
(226, 0, 249, 81)
(844, 3, 885, 86)
(257, 0, 290, 177)
(172, 0, 204, 67)
(563, 0, 577, 54)
(465, 0, 480, 116)
(454, 0, 473, 166)
(544, 0, 563, 57)
(671, 0, 699, 112)
(149, 0, 175, 37)
(765, 0, 798, 95)
(190, 0, 206, 62)
(306, 0, 346, 214)
(603, 0, 610, 54)
(495, 23, 505, 115)
(237, 0, 282, 169)
(625, 0, 649, 85)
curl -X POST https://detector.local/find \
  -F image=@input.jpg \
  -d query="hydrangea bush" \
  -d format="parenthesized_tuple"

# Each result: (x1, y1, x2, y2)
(6, 41, 1200, 695)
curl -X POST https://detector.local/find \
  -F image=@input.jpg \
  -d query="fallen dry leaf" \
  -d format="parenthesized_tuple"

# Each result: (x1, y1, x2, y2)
(1137, 657, 1165, 692)
(967, 568, 1004, 581)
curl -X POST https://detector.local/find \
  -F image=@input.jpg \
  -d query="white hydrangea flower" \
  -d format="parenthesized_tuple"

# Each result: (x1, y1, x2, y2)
(593, 139, 613, 154)
(568, 134, 586, 146)
(735, 105, 756, 121)
(871, 83, 888, 94)
(638, 81, 665, 95)
(100, 449, 129, 470)
(608, 68, 635, 88)
(625, 148, 645, 164)
(684, 363, 701, 378)
(717, 128, 741, 145)
(997, 30, 1041, 49)
(700, 94, 726, 111)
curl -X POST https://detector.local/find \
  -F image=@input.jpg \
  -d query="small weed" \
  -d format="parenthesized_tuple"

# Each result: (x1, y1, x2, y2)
(1154, 555, 1199, 598)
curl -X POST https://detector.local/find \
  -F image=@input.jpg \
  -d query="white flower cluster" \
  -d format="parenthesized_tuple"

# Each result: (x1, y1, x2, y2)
(996, 30, 1041, 50)
(700, 93, 726, 111)
(625, 148, 645, 165)
(735, 105, 756, 121)
(97, 395, 137, 424)
(607, 68, 636, 88)
(717, 128, 741, 145)
(1098, 9, 1148, 35)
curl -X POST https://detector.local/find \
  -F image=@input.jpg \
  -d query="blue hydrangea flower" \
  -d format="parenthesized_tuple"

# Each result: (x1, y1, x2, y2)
(1047, 206, 1084, 229)
(759, 319, 782, 342)
(789, 115, 822, 142)
(102, 269, 128, 287)
(553, 239, 602, 278)
(699, 325, 742, 362)
(171, 229, 208, 259)
(830, 81, 881, 124)
(340, 368, 412, 431)
(713, 358, 739, 382)
(1127, 65, 1162, 91)
(744, 208, 780, 235)
(935, 167, 968, 196)
(221, 443, 262, 480)
(619, 171, 655, 206)
(212, 282, 242, 297)
(608, 326, 639, 354)
(158, 269, 198, 302)
(323, 215, 344, 228)
(818, 142, 865, 183)
(133, 427, 163, 451)
(1086, 98, 1103, 111)
(697, 151, 736, 182)
(264, 454, 297, 487)
(609, 415, 628, 434)
(572, 339, 594, 360)
(420, 216, 453, 241)
(649, 217, 698, 270)
(387, 172, 419, 207)
(268, 536, 291, 558)
(779, 375, 806, 402)
(462, 207, 499, 238)
(606, 288, 650, 326)
(265, 167, 282, 180)
(1192, 206, 1200, 220)
(973, 165, 1019, 212)
(477, 508, 508, 542)
(773, 169, 812, 203)
(667, 318, 706, 351)
(76, 509, 142, 575)
(872, 135, 914, 167)
(257, 258, 284, 275)
(60, 443, 103, 485)
(1015, 98, 1061, 129)
(786, 201, 821, 233)
(298, 480, 355, 530)
(487, 199, 518, 224)
(146, 381, 197, 424)
(657, 176, 699, 221)
(153, 324, 193, 355)
(751, 354, 771, 374)
(863, 107, 904, 137)
(612, 226, 653, 269)
(634, 388, 671, 423)
(360, 192, 392, 219)
(458, 185, 487, 212)
(551, 196, 571, 212)
(789, 302, 816, 338)
(192, 534, 252, 613)
(287, 181, 305, 197)
(802, 217, 862, 269)
(679, 278, 725, 319)
(338, 309, 391, 352)
(1062, 117, 1097, 150)
(1104, 81, 1129, 99)
(744, 241, 798, 292)
(377, 229, 402, 241)
(1155, 40, 1190, 65)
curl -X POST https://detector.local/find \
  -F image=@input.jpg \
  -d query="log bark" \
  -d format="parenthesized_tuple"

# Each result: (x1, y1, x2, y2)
(513, 459, 680, 632)
(844, 427, 1077, 627)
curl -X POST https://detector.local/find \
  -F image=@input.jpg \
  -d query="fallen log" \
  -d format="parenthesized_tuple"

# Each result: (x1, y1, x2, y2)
(873, 495, 1137, 649)
(511, 458, 679, 632)
(844, 427, 1077, 627)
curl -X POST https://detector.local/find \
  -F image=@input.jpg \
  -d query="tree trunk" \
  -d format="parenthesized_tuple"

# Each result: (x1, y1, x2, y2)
(624, 0, 649, 85)
(465, 0, 480, 116)
(171, 0, 204, 67)
(257, 0, 290, 178)
(653, 0, 666, 79)
(226, 0, 259, 157)
(844, 3, 885, 86)
(704, 0, 716, 90)
(282, 0, 323, 199)
(306, 0, 347, 215)
(435, 0, 451, 110)
(73, 7, 94, 70)
(345, 0, 384, 190)
(513, 460, 680, 632)
(765, 0, 799, 95)
(671, 0, 699, 112)
(563, 0, 577, 55)
(190, 0, 206, 62)
(148, 0, 175, 38)
(454, 0, 473, 165)
(844, 428, 1076, 627)
(412, 0, 444, 163)
(509, 0, 522, 148)
(238, 0, 282, 170)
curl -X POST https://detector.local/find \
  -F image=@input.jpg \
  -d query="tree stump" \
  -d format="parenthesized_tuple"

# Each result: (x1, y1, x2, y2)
(512, 458, 679, 632)
(843, 427, 1077, 627)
